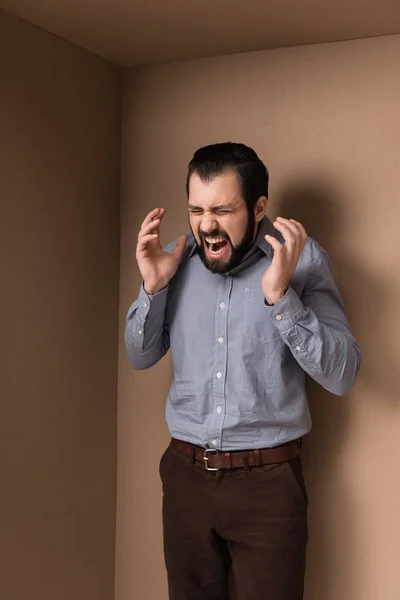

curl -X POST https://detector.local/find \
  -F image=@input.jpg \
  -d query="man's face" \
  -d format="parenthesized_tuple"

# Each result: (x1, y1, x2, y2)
(188, 171, 258, 274)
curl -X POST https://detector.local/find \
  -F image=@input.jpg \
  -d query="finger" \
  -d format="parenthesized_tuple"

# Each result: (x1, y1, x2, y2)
(275, 218, 305, 248)
(150, 208, 166, 235)
(265, 235, 284, 259)
(136, 233, 158, 252)
(172, 235, 187, 260)
(141, 208, 160, 229)
(141, 207, 165, 230)
(144, 208, 166, 237)
(289, 219, 308, 240)
(138, 218, 161, 241)
(273, 220, 296, 246)
(276, 217, 301, 238)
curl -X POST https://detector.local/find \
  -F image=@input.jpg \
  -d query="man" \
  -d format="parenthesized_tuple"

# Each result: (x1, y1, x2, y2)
(125, 143, 361, 600)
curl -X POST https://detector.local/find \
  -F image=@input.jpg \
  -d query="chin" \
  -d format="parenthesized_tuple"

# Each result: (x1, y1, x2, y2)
(204, 257, 231, 274)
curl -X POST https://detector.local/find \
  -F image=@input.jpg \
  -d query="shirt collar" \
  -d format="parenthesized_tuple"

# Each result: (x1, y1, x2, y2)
(254, 216, 277, 259)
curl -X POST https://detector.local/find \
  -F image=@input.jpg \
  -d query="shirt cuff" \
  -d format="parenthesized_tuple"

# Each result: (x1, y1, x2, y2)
(138, 283, 169, 314)
(268, 286, 305, 332)
(126, 283, 169, 321)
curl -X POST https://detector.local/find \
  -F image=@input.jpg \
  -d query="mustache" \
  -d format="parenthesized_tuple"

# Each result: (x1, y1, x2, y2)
(199, 229, 229, 240)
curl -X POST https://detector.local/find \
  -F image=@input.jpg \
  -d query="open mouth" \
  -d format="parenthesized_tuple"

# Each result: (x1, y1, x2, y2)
(204, 236, 229, 257)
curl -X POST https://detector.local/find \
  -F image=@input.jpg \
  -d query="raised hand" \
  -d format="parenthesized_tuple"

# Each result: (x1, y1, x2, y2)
(136, 208, 187, 295)
(262, 217, 308, 305)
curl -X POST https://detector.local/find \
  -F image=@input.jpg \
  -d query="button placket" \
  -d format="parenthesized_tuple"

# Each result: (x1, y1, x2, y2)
(209, 277, 231, 448)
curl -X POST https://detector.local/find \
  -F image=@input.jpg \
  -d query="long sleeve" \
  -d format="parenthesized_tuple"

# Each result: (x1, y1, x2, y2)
(125, 284, 170, 370)
(268, 241, 361, 396)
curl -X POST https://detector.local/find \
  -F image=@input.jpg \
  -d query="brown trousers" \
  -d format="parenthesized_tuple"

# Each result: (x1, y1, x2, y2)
(160, 442, 308, 600)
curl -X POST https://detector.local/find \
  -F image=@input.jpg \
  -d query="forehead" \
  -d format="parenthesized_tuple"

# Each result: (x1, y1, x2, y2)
(188, 171, 244, 208)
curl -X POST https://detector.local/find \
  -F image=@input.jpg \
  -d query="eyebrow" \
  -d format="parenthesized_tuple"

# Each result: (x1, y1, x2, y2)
(188, 203, 237, 211)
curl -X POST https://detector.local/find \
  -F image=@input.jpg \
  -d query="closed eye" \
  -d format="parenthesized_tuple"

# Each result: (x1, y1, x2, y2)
(188, 205, 235, 215)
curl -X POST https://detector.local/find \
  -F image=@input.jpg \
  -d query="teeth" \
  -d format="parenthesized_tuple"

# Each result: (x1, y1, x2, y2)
(205, 237, 225, 243)
(209, 246, 226, 255)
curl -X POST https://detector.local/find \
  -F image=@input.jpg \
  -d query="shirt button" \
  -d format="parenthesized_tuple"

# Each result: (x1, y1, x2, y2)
(216, 406, 222, 414)
(138, 329, 143, 335)
(216, 372, 222, 379)
(211, 440, 217, 447)
(295, 345, 301, 351)
(218, 337, 224, 344)
(275, 315, 282, 321)
(219, 302, 225, 310)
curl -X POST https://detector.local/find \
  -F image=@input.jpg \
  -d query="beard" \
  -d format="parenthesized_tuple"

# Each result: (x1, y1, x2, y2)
(192, 210, 256, 274)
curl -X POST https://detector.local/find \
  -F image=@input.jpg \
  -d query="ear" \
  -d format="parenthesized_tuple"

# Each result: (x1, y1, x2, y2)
(254, 196, 267, 222)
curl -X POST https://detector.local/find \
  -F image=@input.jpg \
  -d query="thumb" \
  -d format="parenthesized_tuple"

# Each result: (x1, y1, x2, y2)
(172, 234, 187, 261)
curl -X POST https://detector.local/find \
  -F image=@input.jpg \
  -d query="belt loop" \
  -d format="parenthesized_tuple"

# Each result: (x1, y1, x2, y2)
(253, 449, 261, 467)
(243, 452, 250, 472)
(189, 444, 195, 465)
(224, 452, 232, 470)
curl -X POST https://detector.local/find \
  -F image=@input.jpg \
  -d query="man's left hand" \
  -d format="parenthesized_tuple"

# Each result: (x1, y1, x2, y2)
(262, 217, 308, 305)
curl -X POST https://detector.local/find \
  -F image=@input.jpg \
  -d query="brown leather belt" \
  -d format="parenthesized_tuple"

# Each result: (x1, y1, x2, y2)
(170, 437, 300, 471)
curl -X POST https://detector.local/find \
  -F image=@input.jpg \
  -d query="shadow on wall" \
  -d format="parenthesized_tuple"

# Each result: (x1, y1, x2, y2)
(277, 174, 396, 404)
(229, 172, 394, 600)
(277, 176, 358, 600)
(274, 173, 394, 600)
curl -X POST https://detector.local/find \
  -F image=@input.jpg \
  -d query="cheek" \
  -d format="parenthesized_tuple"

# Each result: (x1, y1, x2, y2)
(225, 221, 247, 246)
(189, 216, 202, 243)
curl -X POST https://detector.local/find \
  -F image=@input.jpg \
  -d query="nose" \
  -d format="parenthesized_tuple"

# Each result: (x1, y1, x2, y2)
(200, 213, 218, 234)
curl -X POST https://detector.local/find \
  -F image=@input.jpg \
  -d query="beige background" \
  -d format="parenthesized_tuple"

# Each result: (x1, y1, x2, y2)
(0, 12, 121, 600)
(118, 34, 400, 600)
(2, 9, 400, 600)
(4, 0, 400, 66)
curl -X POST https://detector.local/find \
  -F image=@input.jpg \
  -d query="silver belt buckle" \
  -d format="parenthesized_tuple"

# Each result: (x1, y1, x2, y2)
(203, 448, 219, 471)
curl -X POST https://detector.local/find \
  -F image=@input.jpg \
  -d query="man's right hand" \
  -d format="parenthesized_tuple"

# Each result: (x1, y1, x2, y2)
(136, 208, 187, 295)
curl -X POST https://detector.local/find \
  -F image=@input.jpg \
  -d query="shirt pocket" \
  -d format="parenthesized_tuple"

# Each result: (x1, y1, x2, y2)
(173, 379, 198, 410)
(242, 287, 281, 343)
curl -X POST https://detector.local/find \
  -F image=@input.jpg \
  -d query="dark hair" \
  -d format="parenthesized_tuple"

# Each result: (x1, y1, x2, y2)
(186, 142, 269, 208)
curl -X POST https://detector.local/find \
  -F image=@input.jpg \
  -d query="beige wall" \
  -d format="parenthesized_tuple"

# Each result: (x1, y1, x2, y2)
(2, 12, 399, 600)
(118, 34, 400, 600)
(0, 12, 121, 600)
